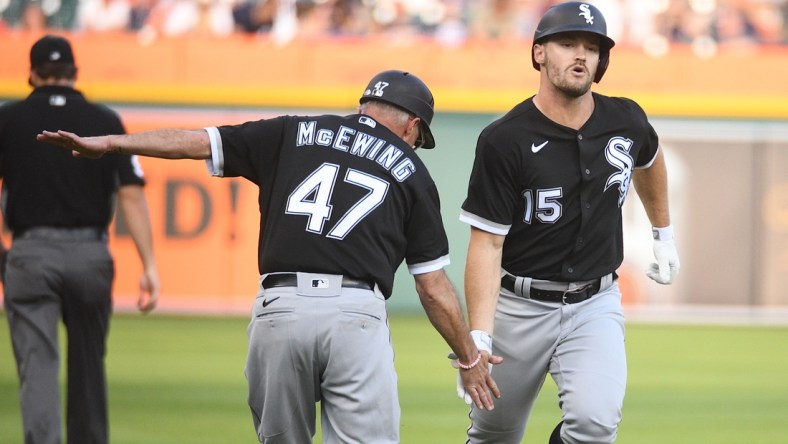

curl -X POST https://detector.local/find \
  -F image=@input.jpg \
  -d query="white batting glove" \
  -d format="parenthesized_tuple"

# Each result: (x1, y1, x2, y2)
(448, 355, 472, 405)
(646, 226, 680, 285)
(449, 330, 492, 405)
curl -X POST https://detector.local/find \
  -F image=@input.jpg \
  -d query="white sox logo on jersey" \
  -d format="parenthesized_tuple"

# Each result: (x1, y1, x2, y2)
(579, 4, 594, 24)
(604, 136, 635, 207)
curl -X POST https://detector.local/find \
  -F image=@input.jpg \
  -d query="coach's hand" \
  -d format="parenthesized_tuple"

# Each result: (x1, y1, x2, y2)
(646, 237, 680, 284)
(37, 130, 112, 159)
(450, 351, 502, 410)
(449, 330, 502, 409)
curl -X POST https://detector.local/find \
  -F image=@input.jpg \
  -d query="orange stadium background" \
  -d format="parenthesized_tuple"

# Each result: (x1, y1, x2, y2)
(1, 31, 787, 314)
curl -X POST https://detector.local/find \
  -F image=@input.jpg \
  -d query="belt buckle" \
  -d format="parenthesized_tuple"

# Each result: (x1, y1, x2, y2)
(561, 289, 579, 304)
(562, 285, 590, 304)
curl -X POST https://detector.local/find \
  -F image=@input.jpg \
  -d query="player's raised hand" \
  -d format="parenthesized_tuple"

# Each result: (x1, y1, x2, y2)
(37, 130, 112, 159)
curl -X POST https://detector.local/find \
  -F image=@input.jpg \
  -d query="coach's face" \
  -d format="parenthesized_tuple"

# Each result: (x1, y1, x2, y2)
(535, 32, 600, 97)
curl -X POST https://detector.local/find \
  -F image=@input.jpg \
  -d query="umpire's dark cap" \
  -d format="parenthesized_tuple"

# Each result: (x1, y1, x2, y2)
(31, 35, 76, 69)
(360, 70, 436, 149)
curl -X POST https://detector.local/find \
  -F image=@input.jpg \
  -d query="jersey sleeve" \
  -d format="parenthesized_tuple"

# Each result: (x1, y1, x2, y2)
(622, 98, 660, 168)
(206, 117, 286, 183)
(635, 123, 660, 169)
(460, 129, 521, 235)
(405, 182, 451, 275)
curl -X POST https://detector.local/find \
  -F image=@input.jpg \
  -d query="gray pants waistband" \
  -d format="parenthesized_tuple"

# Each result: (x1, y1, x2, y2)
(13, 227, 107, 242)
(259, 272, 376, 297)
(261, 273, 373, 291)
(502, 271, 615, 298)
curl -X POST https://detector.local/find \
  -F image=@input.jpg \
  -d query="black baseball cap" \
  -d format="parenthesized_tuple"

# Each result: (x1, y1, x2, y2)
(30, 35, 75, 69)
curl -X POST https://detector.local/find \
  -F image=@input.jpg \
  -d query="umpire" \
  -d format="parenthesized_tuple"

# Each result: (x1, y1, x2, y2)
(0, 35, 160, 444)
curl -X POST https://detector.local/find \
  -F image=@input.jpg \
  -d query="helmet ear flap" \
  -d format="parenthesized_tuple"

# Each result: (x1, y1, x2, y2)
(594, 50, 610, 83)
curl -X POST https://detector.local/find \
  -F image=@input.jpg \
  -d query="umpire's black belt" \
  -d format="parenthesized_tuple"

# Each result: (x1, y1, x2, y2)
(262, 273, 373, 291)
(13, 226, 107, 242)
(501, 274, 604, 304)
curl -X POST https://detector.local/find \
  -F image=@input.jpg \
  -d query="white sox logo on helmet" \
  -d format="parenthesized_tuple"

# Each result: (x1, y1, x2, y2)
(604, 136, 635, 208)
(579, 4, 594, 24)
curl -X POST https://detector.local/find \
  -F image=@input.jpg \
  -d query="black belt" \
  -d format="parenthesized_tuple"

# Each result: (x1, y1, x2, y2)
(501, 275, 602, 304)
(13, 226, 107, 242)
(262, 274, 373, 290)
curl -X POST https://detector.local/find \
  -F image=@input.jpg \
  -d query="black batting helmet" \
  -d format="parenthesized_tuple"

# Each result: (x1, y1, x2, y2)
(360, 70, 436, 149)
(531, 2, 616, 83)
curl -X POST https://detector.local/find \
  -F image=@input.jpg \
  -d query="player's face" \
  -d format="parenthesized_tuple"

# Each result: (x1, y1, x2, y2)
(541, 33, 600, 97)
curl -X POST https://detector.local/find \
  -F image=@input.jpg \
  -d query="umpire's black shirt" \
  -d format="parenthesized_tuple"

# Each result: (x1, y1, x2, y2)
(0, 86, 145, 232)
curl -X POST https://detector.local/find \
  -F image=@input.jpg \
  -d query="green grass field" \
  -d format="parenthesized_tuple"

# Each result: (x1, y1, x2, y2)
(1, 313, 787, 443)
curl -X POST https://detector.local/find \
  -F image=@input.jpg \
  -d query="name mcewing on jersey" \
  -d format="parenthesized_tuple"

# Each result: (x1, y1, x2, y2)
(295, 119, 417, 183)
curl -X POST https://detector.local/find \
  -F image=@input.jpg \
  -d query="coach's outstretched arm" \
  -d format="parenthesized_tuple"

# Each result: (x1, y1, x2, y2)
(37, 129, 211, 160)
(414, 269, 502, 410)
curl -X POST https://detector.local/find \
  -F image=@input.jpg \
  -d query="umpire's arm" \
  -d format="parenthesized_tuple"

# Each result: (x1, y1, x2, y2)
(414, 269, 501, 410)
(118, 184, 160, 314)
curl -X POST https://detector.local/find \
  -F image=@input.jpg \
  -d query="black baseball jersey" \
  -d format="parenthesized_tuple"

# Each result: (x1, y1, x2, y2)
(206, 113, 450, 298)
(460, 93, 659, 281)
(0, 86, 145, 232)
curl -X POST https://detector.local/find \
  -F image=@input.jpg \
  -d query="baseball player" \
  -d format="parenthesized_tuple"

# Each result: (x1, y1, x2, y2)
(457, 3, 680, 444)
(38, 70, 500, 443)
(0, 35, 160, 444)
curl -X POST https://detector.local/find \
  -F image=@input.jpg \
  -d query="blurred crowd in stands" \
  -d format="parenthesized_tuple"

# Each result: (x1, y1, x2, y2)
(2, 0, 786, 56)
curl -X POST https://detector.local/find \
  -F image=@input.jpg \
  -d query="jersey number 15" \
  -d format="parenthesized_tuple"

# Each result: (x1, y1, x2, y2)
(522, 187, 563, 224)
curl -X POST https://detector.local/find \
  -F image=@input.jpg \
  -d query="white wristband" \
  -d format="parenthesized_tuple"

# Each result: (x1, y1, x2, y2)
(652, 225, 674, 241)
(470, 330, 492, 354)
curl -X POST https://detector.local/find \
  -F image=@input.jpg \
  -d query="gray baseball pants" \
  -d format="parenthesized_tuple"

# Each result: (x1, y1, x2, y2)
(3, 228, 114, 444)
(468, 280, 626, 444)
(245, 272, 399, 444)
